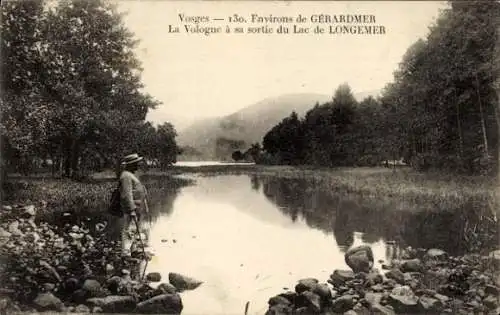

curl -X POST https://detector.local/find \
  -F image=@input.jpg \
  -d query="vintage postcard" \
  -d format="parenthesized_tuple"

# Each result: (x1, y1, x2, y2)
(1, 0, 499, 314)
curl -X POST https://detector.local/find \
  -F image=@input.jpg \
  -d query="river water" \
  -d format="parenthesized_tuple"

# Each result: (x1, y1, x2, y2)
(136, 173, 495, 315)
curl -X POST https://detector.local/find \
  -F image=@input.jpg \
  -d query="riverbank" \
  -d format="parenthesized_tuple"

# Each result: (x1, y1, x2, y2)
(1, 165, 498, 313)
(0, 203, 202, 313)
(264, 245, 500, 315)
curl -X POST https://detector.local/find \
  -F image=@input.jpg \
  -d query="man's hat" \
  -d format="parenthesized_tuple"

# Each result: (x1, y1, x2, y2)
(121, 153, 143, 165)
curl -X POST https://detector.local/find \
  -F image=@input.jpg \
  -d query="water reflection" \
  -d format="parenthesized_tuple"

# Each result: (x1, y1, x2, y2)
(254, 175, 498, 256)
(113, 173, 496, 315)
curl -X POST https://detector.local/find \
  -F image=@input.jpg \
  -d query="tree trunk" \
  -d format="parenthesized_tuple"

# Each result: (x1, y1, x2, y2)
(475, 73, 489, 155)
(70, 140, 80, 179)
(454, 89, 464, 159)
(63, 140, 72, 178)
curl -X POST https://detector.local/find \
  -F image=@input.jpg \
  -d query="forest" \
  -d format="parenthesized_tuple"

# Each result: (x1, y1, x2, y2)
(1, 0, 179, 179)
(260, 1, 500, 176)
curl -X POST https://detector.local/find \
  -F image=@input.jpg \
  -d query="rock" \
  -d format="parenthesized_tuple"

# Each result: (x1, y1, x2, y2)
(105, 264, 114, 275)
(424, 249, 447, 261)
(330, 270, 355, 286)
(156, 283, 177, 295)
(42, 283, 55, 292)
(485, 284, 499, 296)
(371, 303, 396, 315)
(313, 283, 332, 300)
(33, 292, 63, 311)
(331, 295, 356, 313)
(8, 221, 23, 236)
(343, 310, 358, 315)
(381, 264, 391, 270)
(483, 295, 498, 309)
(146, 272, 161, 282)
(268, 295, 291, 306)
(75, 304, 91, 313)
(106, 276, 125, 294)
(345, 245, 374, 273)
(23, 205, 36, 217)
(2, 205, 12, 211)
(366, 271, 383, 286)
(0, 228, 11, 238)
(168, 273, 203, 291)
(135, 294, 183, 314)
(299, 291, 321, 312)
(295, 278, 319, 293)
(86, 296, 136, 313)
(385, 268, 405, 285)
(418, 295, 443, 312)
(82, 279, 102, 297)
(364, 292, 383, 306)
(400, 259, 423, 273)
(278, 291, 297, 304)
(92, 306, 103, 313)
(387, 285, 419, 313)
(71, 289, 89, 304)
(489, 250, 500, 261)
(265, 304, 292, 315)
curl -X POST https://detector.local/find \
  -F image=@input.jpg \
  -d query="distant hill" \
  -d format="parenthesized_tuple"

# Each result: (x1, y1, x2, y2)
(177, 90, 380, 159)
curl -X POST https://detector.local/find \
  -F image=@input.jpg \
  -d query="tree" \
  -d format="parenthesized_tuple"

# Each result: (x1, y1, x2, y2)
(1, 0, 171, 178)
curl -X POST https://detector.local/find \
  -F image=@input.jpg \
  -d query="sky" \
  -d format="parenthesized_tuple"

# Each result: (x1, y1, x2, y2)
(116, 0, 448, 130)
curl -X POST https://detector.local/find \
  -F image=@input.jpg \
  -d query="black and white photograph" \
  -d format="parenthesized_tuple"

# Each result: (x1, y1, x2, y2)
(1, 0, 499, 314)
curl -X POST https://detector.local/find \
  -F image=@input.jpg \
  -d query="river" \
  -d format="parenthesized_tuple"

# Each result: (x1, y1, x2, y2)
(136, 173, 492, 315)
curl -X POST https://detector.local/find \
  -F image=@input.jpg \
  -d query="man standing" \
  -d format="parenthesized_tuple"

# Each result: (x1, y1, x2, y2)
(119, 153, 148, 255)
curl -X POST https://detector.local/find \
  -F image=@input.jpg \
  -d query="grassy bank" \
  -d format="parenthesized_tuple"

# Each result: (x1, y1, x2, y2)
(4, 165, 498, 215)
(2, 174, 194, 222)
(133, 164, 499, 215)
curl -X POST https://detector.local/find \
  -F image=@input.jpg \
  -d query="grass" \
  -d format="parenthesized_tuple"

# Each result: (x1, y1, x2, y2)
(2, 174, 194, 222)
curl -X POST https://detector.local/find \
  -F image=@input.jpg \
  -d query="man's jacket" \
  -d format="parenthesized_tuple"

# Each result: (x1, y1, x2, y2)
(119, 170, 147, 214)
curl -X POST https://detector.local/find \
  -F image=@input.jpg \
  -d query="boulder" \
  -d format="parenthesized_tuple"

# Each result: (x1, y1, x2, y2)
(106, 276, 125, 294)
(82, 279, 102, 297)
(265, 303, 292, 315)
(385, 268, 405, 285)
(268, 295, 291, 306)
(424, 249, 447, 261)
(135, 294, 183, 314)
(278, 291, 297, 304)
(299, 291, 321, 312)
(366, 270, 383, 286)
(312, 283, 332, 300)
(33, 292, 63, 311)
(364, 292, 383, 306)
(155, 283, 177, 295)
(483, 295, 498, 310)
(330, 270, 355, 286)
(295, 278, 319, 294)
(331, 295, 356, 313)
(345, 245, 374, 273)
(485, 284, 499, 296)
(489, 250, 500, 261)
(418, 295, 443, 312)
(75, 304, 91, 313)
(168, 273, 203, 291)
(42, 283, 55, 292)
(146, 272, 162, 282)
(400, 259, 423, 273)
(387, 285, 419, 313)
(86, 296, 136, 313)
(23, 205, 36, 217)
(371, 303, 396, 315)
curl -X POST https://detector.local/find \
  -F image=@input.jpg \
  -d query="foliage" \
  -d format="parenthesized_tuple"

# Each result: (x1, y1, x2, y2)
(260, 1, 499, 176)
(1, 0, 179, 179)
